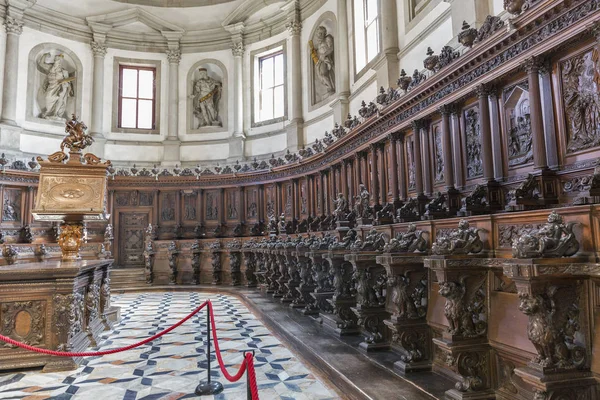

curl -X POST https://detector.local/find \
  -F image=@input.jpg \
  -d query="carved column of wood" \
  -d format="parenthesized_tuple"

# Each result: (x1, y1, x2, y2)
(377, 253, 431, 373)
(242, 246, 257, 288)
(282, 244, 300, 303)
(152, 190, 160, 226)
(258, 185, 264, 223)
(267, 245, 281, 296)
(398, 134, 408, 201)
(198, 189, 204, 230)
(369, 143, 380, 208)
(345, 252, 390, 351)
(426, 255, 496, 400)
(239, 187, 246, 234)
(411, 120, 428, 215)
(501, 259, 597, 400)
(341, 160, 348, 198)
(347, 158, 355, 200)
(440, 105, 460, 214)
(387, 133, 400, 207)
(275, 183, 282, 218)
(275, 245, 290, 298)
(292, 179, 299, 221)
(488, 88, 504, 181)
(294, 242, 317, 314)
(24, 186, 34, 225)
(307, 175, 314, 217)
(324, 250, 359, 336)
(211, 245, 222, 285)
(328, 167, 336, 210)
(378, 143, 387, 205)
(307, 250, 334, 316)
(255, 248, 268, 292)
(450, 105, 465, 189)
(420, 120, 433, 196)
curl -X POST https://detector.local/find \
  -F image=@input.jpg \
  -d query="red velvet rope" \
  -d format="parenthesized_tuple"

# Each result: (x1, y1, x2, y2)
(0, 298, 260, 399)
(0, 300, 209, 357)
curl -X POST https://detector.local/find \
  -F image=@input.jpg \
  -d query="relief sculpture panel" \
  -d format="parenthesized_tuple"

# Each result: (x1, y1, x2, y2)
(2, 189, 21, 222)
(433, 126, 444, 183)
(465, 107, 483, 179)
(160, 193, 176, 222)
(206, 191, 218, 220)
(227, 190, 238, 220)
(504, 82, 533, 167)
(561, 47, 600, 153)
(183, 192, 197, 221)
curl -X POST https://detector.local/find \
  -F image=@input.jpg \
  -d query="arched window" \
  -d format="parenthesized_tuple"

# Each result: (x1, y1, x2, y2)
(354, 0, 380, 72)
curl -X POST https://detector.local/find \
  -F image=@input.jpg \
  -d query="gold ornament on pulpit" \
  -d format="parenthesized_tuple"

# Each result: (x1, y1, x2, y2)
(32, 115, 111, 261)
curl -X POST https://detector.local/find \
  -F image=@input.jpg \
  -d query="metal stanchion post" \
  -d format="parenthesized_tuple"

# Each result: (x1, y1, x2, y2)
(196, 304, 224, 395)
(245, 350, 255, 400)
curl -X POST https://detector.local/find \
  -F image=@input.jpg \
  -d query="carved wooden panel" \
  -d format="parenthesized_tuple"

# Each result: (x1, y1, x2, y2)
(183, 191, 198, 221)
(406, 135, 416, 191)
(284, 183, 292, 217)
(139, 191, 153, 206)
(226, 189, 239, 220)
(160, 192, 176, 222)
(561, 46, 600, 154)
(433, 124, 444, 184)
(265, 184, 275, 219)
(464, 106, 483, 179)
(205, 190, 219, 221)
(0, 300, 45, 348)
(118, 212, 148, 267)
(300, 178, 308, 216)
(246, 187, 258, 221)
(2, 188, 22, 223)
(503, 82, 532, 168)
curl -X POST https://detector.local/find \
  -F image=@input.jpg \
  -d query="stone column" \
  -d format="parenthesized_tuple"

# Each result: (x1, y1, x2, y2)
(397, 134, 407, 201)
(226, 23, 246, 160)
(331, 0, 350, 122)
(284, 2, 303, 151)
(523, 57, 548, 171)
(373, 0, 399, 88)
(450, 105, 465, 189)
(90, 41, 107, 137)
(1, 15, 24, 125)
(420, 121, 432, 196)
(163, 47, 182, 165)
(476, 84, 495, 182)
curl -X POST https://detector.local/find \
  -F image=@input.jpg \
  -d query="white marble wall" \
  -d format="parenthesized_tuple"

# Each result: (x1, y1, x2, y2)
(1, 0, 506, 166)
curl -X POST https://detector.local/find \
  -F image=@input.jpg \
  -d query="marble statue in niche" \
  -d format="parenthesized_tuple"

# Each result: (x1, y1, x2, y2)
(309, 24, 335, 104)
(191, 67, 222, 128)
(504, 84, 533, 167)
(206, 192, 218, 220)
(36, 53, 75, 121)
(434, 127, 444, 183)
(228, 191, 238, 220)
(161, 193, 175, 221)
(2, 191, 21, 222)
(562, 48, 600, 153)
(465, 108, 483, 179)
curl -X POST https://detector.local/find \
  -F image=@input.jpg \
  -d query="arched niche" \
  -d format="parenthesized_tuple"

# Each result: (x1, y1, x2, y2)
(26, 43, 83, 126)
(187, 59, 228, 134)
(307, 12, 337, 111)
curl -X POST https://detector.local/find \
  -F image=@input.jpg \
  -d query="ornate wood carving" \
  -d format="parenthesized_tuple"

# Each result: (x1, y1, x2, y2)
(1, 301, 45, 348)
(464, 108, 483, 179)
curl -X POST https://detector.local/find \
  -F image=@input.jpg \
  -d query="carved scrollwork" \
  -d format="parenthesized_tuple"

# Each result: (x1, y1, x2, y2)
(439, 274, 487, 338)
(85, 283, 100, 324)
(1, 301, 45, 348)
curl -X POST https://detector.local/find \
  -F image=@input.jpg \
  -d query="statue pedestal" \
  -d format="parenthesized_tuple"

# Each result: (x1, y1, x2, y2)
(0, 259, 119, 372)
(377, 253, 431, 373)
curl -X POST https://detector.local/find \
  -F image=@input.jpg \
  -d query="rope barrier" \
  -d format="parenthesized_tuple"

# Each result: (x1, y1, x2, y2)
(0, 298, 260, 399)
(0, 300, 209, 357)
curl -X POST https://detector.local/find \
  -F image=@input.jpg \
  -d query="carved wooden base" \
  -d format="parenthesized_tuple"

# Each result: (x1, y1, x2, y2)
(310, 291, 334, 315)
(513, 366, 598, 400)
(433, 338, 494, 400)
(351, 304, 390, 352)
(385, 319, 431, 373)
(355, 217, 373, 226)
(282, 280, 300, 304)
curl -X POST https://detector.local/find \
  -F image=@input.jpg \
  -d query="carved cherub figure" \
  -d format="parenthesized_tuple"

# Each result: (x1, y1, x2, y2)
(432, 220, 483, 255)
(512, 211, 579, 258)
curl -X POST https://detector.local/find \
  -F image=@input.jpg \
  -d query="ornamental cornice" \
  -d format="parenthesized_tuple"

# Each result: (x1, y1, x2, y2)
(103, 0, 600, 188)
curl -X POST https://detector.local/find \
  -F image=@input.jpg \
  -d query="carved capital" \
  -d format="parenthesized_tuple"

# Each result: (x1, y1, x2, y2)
(438, 104, 452, 116)
(5, 16, 23, 35)
(91, 41, 107, 57)
(475, 83, 492, 98)
(521, 56, 546, 74)
(411, 120, 422, 132)
(231, 41, 245, 57)
(387, 132, 403, 143)
(286, 19, 302, 36)
(166, 49, 181, 64)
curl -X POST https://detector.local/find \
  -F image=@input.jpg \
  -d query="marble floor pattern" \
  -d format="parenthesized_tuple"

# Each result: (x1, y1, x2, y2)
(0, 292, 341, 400)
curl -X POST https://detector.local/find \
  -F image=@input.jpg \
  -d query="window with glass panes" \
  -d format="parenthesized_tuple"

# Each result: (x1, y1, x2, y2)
(118, 66, 156, 130)
(354, 0, 380, 72)
(258, 52, 284, 122)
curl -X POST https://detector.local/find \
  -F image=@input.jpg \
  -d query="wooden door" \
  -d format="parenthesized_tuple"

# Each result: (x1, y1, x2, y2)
(118, 212, 149, 268)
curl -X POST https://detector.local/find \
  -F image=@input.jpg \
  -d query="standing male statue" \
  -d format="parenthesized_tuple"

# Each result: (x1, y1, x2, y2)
(191, 68, 222, 128)
(37, 53, 74, 121)
(309, 26, 335, 102)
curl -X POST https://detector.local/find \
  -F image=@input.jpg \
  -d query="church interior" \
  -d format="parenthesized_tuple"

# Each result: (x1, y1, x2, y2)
(0, 0, 599, 399)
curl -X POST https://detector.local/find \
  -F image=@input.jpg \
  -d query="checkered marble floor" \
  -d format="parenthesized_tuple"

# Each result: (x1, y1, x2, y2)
(0, 292, 341, 400)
